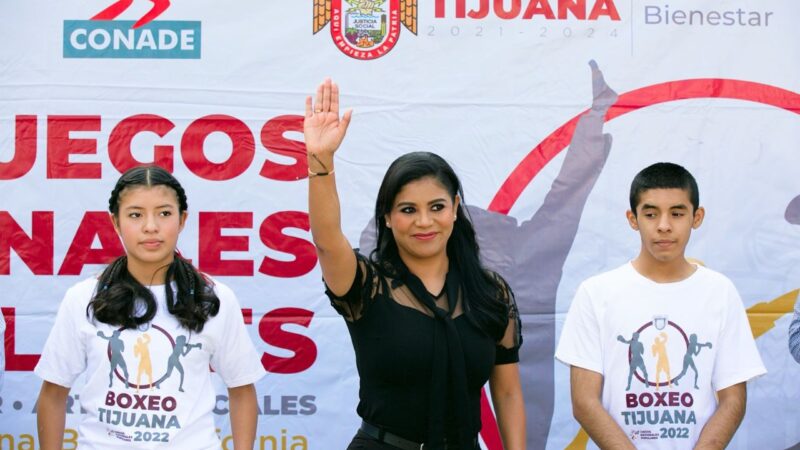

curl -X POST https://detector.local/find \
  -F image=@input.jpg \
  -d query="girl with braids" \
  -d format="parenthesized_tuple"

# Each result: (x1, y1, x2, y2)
(35, 165, 265, 450)
(305, 79, 526, 449)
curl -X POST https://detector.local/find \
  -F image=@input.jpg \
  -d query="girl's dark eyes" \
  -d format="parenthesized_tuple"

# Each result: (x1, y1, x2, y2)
(400, 206, 416, 214)
(431, 204, 445, 211)
(127, 211, 173, 218)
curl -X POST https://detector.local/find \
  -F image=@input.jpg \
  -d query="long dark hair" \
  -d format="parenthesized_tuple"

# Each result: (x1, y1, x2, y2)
(372, 152, 508, 340)
(87, 165, 220, 332)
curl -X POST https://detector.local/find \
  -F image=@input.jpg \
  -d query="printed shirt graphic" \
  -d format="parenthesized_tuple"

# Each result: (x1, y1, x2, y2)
(35, 278, 266, 450)
(555, 263, 766, 449)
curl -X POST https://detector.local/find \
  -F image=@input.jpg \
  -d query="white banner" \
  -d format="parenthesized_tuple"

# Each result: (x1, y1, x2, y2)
(1, 1, 799, 449)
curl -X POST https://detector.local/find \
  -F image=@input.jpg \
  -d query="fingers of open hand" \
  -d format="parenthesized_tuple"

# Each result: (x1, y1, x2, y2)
(314, 82, 324, 113)
(322, 78, 332, 112)
(305, 96, 313, 118)
(330, 82, 340, 115)
(340, 109, 353, 133)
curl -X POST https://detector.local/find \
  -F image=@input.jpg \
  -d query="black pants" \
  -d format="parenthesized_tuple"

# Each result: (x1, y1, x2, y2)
(346, 430, 479, 450)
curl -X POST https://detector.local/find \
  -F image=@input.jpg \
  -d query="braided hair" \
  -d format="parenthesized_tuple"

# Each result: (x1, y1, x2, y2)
(87, 165, 220, 332)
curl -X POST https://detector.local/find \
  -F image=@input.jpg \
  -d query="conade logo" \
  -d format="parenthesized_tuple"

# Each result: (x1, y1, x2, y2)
(63, 0, 201, 59)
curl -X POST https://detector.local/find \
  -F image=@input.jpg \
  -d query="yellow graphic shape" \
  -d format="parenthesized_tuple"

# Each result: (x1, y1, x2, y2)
(564, 288, 797, 449)
(651, 332, 671, 390)
(565, 428, 590, 450)
(746, 289, 797, 338)
(134, 333, 154, 392)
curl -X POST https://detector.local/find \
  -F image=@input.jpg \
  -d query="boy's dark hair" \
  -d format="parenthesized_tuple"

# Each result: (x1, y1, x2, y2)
(629, 162, 699, 215)
(87, 165, 220, 332)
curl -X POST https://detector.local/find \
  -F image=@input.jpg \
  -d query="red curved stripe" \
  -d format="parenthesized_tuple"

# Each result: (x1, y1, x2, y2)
(479, 389, 503, 449)
(488, 79, 800, 214)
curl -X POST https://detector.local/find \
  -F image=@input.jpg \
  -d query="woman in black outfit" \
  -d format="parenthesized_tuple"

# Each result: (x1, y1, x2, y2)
(305, 79, 526, 450)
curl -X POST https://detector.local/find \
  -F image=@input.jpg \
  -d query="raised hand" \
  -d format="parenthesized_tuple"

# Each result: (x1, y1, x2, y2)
(304, 78, 353, 157)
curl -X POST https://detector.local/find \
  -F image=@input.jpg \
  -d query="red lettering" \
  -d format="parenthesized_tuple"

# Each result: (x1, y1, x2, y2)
(435, 0, 447, 17)
(523, 0, 555, 19)
(259, 115, 307, 181)
(117, 393, 132, 408)
(132, 394, 147, 409)
(626, 391, 694, 408)
(198, 212, 253, 276)
(668, 391, 679, 405)
(259, 308, 317, 374)
(47, 115, 102, 179)
(0, 211, 53, 275)
(108, 392, 172, 410)
(108, 114, 176, 173)
(469, 0, 489, 18)
(162, 396, 176, 411)
(558, 0, 585, 19)
(494, 0, 521, 19)
(1, 307, 40, 370)
(181, 115, 254, 181)
(258, 211, 316, 278)
(588, 0, 619, 20)
(58, 212, 125, 275)
(0, 115, 37, 180)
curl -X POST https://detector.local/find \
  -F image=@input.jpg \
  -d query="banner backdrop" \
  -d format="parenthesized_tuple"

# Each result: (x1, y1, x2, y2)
(1, 1, 799, 449)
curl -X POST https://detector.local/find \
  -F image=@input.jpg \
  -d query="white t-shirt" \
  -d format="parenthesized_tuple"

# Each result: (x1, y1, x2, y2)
(35, 277, 266, 450)
(555, 263, 766, 449)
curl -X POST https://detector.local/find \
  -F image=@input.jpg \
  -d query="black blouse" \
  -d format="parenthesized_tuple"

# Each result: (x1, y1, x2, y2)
(326, 251, 521, 447)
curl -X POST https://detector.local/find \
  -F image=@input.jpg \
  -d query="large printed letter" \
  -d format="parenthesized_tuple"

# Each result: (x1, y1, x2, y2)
(259, 308, 317, 374)
(0, 115, 37, 180)
(0, 211, 53, 275)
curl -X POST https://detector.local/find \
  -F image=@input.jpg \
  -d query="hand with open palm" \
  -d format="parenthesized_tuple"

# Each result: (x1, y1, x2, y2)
(304, 79, 352, 165)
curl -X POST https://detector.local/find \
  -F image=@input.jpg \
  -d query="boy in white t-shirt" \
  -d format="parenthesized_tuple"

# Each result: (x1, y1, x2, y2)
(555, 162, 766, 449)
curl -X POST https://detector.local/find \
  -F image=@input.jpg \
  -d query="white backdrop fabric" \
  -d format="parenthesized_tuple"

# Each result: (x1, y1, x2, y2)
(1, 1, 799, 449)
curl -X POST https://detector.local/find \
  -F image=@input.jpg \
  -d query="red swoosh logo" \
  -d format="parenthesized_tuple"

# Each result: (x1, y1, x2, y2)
(91, 0, 171, 28)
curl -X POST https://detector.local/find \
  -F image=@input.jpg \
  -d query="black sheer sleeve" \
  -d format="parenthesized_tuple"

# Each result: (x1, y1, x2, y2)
(324, 250, 381, 322)
(493, 273, 522, 364)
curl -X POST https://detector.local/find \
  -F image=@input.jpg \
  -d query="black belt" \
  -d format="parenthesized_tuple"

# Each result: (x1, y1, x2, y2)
(359, 421, 476, 450)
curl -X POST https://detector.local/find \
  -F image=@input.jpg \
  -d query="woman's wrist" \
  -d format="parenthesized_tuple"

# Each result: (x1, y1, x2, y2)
(307, 152, 335, 177)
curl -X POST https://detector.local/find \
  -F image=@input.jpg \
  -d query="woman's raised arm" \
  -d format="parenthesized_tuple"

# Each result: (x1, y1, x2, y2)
(305, 79, 356, 296)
